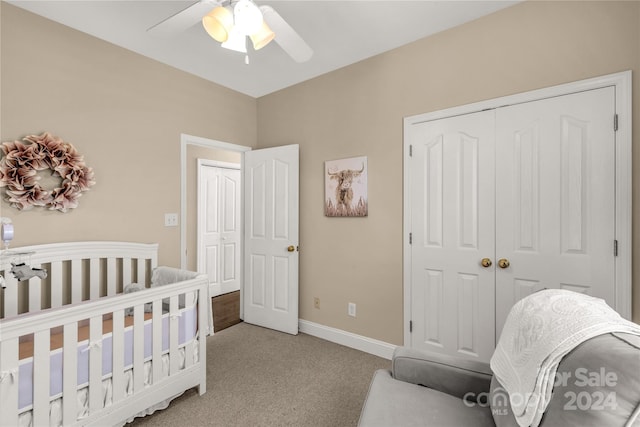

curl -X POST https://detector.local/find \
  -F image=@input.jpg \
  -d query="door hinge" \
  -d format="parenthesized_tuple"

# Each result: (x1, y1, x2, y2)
(409, 320, 413, 333)
(614, 114, 619, 132)
(409, 145, 413, 157)
(409, 232, 412, 244)
(614, 239, 618, 257)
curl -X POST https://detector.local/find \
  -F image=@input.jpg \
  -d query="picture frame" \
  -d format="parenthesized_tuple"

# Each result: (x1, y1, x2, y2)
(324, 156, 368, 217)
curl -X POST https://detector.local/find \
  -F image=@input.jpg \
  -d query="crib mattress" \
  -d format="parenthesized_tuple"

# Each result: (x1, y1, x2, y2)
(17, 305, 197, 412)
(18, 313, 154, 360)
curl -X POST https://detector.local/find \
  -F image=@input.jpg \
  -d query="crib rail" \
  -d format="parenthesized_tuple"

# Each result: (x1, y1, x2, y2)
(0, 275, 208, 427)
(0, 241, 158, 319)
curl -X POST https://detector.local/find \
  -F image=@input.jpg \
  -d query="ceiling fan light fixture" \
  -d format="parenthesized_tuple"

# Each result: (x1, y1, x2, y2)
(233, 0, 264, 36)
(250, 21, 275, 50)
(202, 6, 233, 42)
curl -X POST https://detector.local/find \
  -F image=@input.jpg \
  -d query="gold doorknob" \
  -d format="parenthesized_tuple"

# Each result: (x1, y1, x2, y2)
(481, 258, 492, 268)
(287, 245, 295, 252)
(498, 258, 510, 269)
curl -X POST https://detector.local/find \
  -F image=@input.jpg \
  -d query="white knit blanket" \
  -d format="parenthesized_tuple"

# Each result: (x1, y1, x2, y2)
(490, 289, 640, 427)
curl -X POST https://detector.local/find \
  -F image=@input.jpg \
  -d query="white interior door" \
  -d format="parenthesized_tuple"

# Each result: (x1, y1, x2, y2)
(494, 87, 616, 338)
(408, 110, 496, 362)
(197, 160, 242, 298)
(243, 144, 299, 335)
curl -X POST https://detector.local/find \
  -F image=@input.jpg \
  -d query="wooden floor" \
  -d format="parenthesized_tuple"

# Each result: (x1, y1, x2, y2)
(211, 290, 241, 332)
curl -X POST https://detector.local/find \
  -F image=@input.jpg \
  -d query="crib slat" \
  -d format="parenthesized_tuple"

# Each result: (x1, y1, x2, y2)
(3, 274, 18, 317)
(28, 263, 42, 313)
(89, 316, 103, 415)
(152, 299, 162, 385)
(106, 258, 116, 296)
(169, 295, 179, 375)
(0, 338, 19, 427)
(70, 259, 82, 303)
(185, 340, 194, 369)
(184, 291, 198, 366)
(137, 258, 147, 286)
(123, 258, 132, 287)
(89, 258, 100, 300)
(49, 261, 63, 308)
(133, 304, 144, 392)
(62, 322, 78, 425)
(33, 329, 51, 426)
(112, 309, 125, 403)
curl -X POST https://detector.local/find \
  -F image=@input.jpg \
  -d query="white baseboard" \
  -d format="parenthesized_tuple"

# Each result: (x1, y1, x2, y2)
(298, 320, 396, 360)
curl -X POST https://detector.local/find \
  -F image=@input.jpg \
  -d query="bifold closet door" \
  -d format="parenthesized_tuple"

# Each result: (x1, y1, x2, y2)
(494, 87, 616, 338)
(198, 164, 242, 297)
(408, 86, 617, 363)
(409, 110, 496, 362)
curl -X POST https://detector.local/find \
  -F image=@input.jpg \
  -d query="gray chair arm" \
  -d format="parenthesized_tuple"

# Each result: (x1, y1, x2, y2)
(392, 347, 493, 401)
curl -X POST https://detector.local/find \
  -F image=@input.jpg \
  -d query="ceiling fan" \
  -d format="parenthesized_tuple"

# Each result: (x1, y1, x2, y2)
(147, 0, 313, 63)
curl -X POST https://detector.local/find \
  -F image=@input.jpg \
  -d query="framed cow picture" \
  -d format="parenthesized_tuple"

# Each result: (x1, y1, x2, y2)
(325, 156, 368, 217)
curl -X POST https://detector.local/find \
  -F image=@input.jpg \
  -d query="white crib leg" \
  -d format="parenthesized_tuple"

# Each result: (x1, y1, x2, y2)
(0, 338, 19, 427)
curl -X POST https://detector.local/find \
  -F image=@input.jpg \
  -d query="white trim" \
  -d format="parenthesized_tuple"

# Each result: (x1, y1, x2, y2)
(402, 124, 413, 348)
(179, 133, 251, 270)
(299, 319, 396, 360)
(403, 70, 633, 346)
(611, 73, 633, 320)
(198, 159, 241, 171)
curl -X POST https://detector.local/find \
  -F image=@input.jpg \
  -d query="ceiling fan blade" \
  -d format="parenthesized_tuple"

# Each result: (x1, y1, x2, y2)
(260, 5, 313, 63)
(147, 0, 220, 36)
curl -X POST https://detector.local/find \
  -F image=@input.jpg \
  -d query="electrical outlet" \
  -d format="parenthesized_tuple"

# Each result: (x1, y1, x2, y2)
(314, 297, 320, 309)
(164, 213, 179, 227)
(348, 302, 356, 317)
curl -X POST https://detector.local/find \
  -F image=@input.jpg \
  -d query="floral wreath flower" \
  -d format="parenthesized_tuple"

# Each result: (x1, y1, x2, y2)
(0, 132, 95, 212)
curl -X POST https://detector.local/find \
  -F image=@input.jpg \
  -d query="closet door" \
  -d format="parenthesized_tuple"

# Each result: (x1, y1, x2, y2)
(494, 87, 616, 338)
(198, 163, 242, 297)
(408, 110, 496, 362)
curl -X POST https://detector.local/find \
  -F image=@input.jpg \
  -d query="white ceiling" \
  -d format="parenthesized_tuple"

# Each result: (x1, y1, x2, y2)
(7, 0, 518, 98)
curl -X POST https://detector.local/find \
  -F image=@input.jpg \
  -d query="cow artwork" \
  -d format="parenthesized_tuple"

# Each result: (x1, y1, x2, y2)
(325, 156, 368, 217)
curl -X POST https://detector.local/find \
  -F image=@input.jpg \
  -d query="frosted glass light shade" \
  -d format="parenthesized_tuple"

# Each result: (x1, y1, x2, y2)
(234, 0, 263, 35)
(202, 6, 234, 42)
(221, 27, 247, 53)
(250, 21, 275, 50)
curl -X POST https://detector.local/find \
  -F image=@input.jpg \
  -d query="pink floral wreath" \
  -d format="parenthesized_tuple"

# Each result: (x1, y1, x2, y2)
(0, 132, 95, 212)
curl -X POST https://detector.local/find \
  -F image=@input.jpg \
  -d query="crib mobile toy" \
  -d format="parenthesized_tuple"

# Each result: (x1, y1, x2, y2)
(0, 217, 47, 288)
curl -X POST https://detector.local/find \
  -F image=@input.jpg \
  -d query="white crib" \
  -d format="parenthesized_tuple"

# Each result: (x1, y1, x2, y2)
(0, 241, 209, 426)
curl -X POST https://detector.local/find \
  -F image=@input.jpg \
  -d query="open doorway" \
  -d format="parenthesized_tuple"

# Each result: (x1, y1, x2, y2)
(181, 134, 301, 335)
(180, 134, 251, 332)
(180, 133, 250, 270)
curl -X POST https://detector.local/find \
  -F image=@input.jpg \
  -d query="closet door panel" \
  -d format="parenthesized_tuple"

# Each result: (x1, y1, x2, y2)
(408, 110, 496, 362)
(494, 87, 616, 338)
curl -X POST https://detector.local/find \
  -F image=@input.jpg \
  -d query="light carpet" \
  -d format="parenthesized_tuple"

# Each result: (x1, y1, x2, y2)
(129, 322, 390, 427)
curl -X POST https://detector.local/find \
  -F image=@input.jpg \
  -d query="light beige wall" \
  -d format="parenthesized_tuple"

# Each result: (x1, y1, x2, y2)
(257, 0, 640, 344)
(0, 4, 257, 266)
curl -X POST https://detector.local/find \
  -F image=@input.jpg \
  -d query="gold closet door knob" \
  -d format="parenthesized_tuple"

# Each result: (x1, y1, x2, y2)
(498, 258, 510, 269)
(287, 245, 295, 252)
(481, 258, 492, 268)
